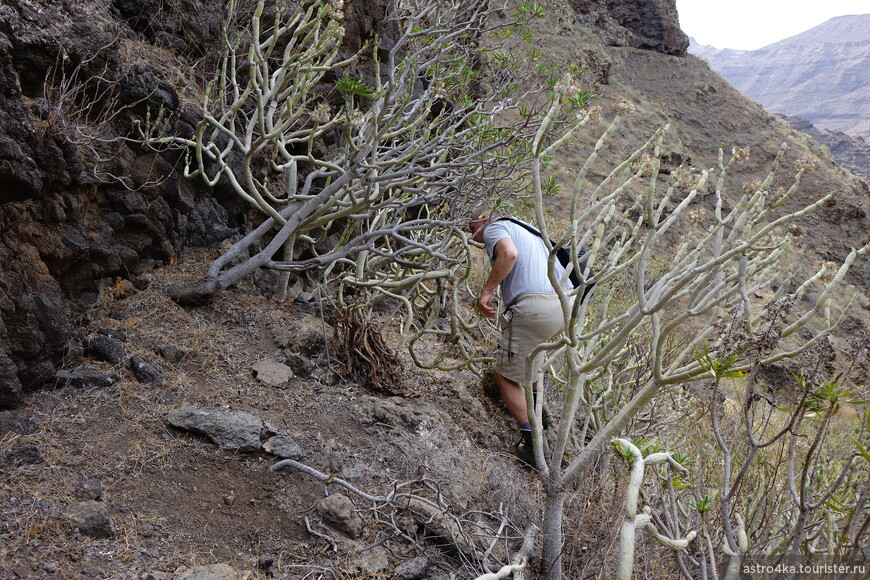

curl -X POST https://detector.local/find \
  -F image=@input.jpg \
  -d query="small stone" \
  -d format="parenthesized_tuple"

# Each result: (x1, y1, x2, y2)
(40, 562, 57, 573)
(251, 360, 294, 387)
(256, 554, 275, 571)
(66, 500, 115, 539)
(1, 440, 44, 468)
(359, 545, 389, 574)
(155, 344, 185, 363)
(129, 355, 165, 386)
(341, 463, 364, 479)
(56, 369, 116, 389)
(174, 563, 238, 580)
(86, 335, 126, 364)
(144, 546, 160, 558)
(317, 493, 364, 538)
(223, 494, 235, 506)
(395, 556, 430, 580)
(262, 433, 303, 460)
(80, 478, 103, 500)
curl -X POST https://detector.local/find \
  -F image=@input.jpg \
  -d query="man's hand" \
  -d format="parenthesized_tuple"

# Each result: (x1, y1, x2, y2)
(478, 288, 497, 318)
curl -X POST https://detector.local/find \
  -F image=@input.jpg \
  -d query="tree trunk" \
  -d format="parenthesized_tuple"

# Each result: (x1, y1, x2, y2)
(542, 481, 566, 580)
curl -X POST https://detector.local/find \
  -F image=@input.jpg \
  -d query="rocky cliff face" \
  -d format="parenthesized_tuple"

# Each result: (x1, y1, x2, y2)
(567, 0, 688, 54)
(691, 15, 870, 141)
(0, 0, 242, 406)
(0, 0, 867, 409)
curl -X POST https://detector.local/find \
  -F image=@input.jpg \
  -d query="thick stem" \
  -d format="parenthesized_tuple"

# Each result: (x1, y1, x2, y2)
(562, 376, 661, 486)
(276, 237, 295, 303)
(541, 482, 566, 580)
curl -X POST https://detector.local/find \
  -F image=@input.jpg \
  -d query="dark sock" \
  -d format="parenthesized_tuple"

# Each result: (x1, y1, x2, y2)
(519, 423, 532, 446)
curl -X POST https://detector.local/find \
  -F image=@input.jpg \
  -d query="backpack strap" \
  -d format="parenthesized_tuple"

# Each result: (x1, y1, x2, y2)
(496, 217, 543, 238)
(495, 218, 595, 302)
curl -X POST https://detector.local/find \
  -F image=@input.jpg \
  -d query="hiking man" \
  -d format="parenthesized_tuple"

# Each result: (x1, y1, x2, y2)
(468, 204, 572, 464)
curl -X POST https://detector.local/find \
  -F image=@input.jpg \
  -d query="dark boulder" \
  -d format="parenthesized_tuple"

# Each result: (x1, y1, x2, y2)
(566, 0, 689, 55)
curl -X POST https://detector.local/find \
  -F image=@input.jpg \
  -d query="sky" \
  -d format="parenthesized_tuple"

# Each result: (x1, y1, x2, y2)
(675, 0, 870, 50)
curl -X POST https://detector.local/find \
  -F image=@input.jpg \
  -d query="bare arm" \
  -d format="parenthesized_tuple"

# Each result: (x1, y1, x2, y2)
(479, 237, 518, 318)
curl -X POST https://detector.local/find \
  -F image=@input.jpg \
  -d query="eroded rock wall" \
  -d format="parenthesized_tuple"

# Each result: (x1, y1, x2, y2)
(0, 0, 240, 406)
(566, 0, 688, 55)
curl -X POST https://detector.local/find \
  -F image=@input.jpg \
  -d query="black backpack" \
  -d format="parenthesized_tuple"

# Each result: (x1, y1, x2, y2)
(498, 217, 595, 303)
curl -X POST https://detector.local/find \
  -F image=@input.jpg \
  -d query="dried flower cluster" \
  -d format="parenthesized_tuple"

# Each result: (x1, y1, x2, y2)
(742, 179, 762, 194)
(328, 21, 345, 40)
(818, 261, 839, 283)
(731, 146, 750, 162)
(794, 154, 817, 174)
(328, 0, 345, 20)
(686, 208, 706, 225)
(632, 152, 656, 177)
(672, 164, 698, 189)
(310, 102, 332, 124)
(787, 225, 807, 243)
(347, 109, 364, 128)
(613, 100, 635, 115)
(585, 104, 602, 124)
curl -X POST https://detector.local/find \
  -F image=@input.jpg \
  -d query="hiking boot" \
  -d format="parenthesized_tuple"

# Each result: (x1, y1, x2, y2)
(515, 431, 536, 465)
(541, 403, 554, 430)
(533, 392, 554, 430)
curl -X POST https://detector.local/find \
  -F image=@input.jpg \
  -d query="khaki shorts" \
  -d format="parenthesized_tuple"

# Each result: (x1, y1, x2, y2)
(493, 293, 564, 383)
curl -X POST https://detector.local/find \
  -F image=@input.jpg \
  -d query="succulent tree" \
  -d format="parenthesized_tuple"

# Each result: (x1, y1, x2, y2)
(511, 81, 869, 578)
(139, 0, 868, 577)
(158, 0, 557, 314)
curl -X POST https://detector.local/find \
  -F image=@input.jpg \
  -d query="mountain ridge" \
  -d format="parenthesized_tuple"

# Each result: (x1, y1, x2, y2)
(689, 14, 870, 142)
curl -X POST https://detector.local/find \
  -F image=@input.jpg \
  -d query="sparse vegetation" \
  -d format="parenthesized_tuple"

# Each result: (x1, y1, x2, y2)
(2, 0, 868, 578)
(151, 0, 869, 577)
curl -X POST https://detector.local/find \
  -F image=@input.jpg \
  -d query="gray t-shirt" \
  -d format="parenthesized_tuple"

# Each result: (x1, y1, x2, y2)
(483, 219, 568, 305)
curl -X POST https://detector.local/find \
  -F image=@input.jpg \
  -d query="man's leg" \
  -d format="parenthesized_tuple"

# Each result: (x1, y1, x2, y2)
(493, 371, 551, 428)
(493, 371, 539, 465)
(493, 370, 528, 425)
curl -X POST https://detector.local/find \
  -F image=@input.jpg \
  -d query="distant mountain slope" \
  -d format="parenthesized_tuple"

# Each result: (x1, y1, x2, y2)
(781, 115, 870, 177)
(690, 14, 870, 141)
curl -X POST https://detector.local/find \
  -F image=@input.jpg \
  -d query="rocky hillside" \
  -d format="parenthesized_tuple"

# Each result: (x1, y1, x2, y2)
(1, 0, 870, 577)
(0, 0, 692, 408)
(782, 115, 870, 178)
(2, 0, 867, 411)
(690, 14, 870, 141)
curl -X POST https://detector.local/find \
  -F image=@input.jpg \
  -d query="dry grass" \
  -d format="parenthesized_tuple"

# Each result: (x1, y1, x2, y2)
(0, 248, 548, 579)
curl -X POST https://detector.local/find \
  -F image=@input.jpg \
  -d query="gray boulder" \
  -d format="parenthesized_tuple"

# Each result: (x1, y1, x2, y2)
(167, 405, 306, 459)
(166, 406, 269, 452)
(263, 433, 303, 460)
(174, 564, 239, 580)
(395, 556, 430, 580)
